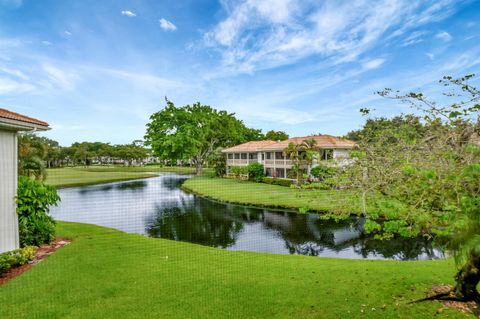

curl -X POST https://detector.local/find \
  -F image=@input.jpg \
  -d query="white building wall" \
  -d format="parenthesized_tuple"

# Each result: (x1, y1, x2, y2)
(333, 149, 350, 160)
(0, 130, 19, 253)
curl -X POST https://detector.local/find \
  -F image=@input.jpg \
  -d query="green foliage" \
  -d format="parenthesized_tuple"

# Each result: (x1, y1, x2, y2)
(230, 166, 248, 179)
(209, 148, 226, 177)
(262, 177, 293, 187)
(17, 176, 60, 247)
(0, 246, 36, 276)
(145, 99, 262, 175)
(340, 74, 480, 296)
(265, 130, 289, 141)
(283, 139, 317, 185)
(310, 165, 337, 181)
(246, 162, 264, 182)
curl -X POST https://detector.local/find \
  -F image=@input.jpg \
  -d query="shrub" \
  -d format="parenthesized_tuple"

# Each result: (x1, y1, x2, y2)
(0, 246, 36, 276)
(247, 162, 264, 182)
(209, 148, 226, 177)
(230, 166, 248, 179)
(17, 176, 61, 247)
(262, 177, 293, 187)
(310, 165, 337, 181)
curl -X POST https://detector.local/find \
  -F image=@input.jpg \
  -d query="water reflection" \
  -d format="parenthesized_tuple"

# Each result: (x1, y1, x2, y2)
(51, 173, 444, 260)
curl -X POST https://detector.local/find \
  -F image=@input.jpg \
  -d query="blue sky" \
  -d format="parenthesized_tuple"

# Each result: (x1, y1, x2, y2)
(1, 0, 479, 145)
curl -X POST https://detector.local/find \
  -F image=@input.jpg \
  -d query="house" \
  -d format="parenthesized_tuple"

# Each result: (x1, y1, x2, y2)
(0, 108, 50, 253)
(222, 135, 356, 178)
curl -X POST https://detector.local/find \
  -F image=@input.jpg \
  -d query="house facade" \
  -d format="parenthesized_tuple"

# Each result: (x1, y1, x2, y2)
(0, 108, 50, 253)
(222, 135, 356, 179)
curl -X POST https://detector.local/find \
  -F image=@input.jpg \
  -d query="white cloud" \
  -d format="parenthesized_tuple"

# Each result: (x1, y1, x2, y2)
(0, 77, 34, 94)
(362, 58, 385, 70)
(425, 52, 435, 60)
(435, 31, 452, 41)
(41, 40, 52, 46)
(400, 31, 427, 47)
(204, 0, 460, 74)
(64, 31, 72, 36)
(121, 10, 136, 17)
(42, 64, 79, 90)
(0, 67, 29, 80)
(159, 18, 177, 31)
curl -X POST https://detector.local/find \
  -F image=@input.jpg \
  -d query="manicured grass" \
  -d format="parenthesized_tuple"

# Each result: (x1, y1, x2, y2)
(45, 166, 212, 188)
(0, 222, 467, 319)
(45, 167, 157, 188)
(182, 176, 361, 214)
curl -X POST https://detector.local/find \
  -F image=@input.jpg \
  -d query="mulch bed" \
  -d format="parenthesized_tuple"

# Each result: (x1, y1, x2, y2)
(0, 238, 71, 285)
(428, 285, 479, 316)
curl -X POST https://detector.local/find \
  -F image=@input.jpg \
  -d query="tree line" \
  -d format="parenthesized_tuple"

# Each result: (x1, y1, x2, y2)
(18, 136, 152, 179)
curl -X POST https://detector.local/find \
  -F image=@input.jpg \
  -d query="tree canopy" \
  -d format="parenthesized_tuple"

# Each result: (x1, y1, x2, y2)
(342, 74, 480, 302)
(265, 130, 289, 141)
(144, 99, 262, 175)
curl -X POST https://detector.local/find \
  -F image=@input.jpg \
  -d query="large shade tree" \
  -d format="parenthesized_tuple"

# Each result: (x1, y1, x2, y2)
(343, 74, 480, 304)
(265, 130, 289, 141)
(145, 99, 262, 175)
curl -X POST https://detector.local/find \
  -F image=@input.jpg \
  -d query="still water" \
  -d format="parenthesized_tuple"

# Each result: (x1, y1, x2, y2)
(50, 173, 443, 260)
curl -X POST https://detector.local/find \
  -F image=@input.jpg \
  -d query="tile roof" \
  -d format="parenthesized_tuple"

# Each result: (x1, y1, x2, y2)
(0, 108, 49, 127)
(262, 135, 356, 150)
(222, 135, 356, 153)
(222, 140, 278, 153)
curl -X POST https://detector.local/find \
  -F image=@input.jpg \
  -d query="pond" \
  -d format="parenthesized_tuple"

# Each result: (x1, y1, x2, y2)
(50, 173, 444, 260)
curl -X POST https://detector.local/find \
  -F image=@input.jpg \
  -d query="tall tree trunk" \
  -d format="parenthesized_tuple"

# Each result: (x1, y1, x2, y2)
(196, 163, 203, 176)
(454, 251, 480, 302)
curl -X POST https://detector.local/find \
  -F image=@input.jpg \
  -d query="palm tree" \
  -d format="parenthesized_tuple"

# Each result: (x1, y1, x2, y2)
(283, 139, 317, 184)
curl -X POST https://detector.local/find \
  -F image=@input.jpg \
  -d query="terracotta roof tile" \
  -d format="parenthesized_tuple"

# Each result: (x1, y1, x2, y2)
(222, 140, 278, 152)
(0, 108, 49, 127)
(262, 135, 356, 150)
(222, 135, 356, 153)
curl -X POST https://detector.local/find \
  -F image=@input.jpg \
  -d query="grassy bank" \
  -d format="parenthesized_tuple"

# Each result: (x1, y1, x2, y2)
(45, 166, 211, 188)
(0, 222, 466, 318)
(182, 176, 360, 214)
(45, 167, 157, 188)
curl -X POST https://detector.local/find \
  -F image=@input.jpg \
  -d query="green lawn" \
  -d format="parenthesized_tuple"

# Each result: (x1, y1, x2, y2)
(0, 222, 467, 319)
(182, 176, 360, 214)
(45, 166, 209, 188)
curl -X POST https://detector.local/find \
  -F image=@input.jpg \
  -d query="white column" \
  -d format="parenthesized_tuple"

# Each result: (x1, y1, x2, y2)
(0, 131, 20, 253)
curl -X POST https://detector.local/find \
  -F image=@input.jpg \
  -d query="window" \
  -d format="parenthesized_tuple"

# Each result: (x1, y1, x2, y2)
(321, 149, 333, 160)
(249, 153, 257, 160)
(266, 152, 272, 160)
(241, 153, 247, 160)
(262, 153, 265, 160)
(227, 154, 233, 159)
(275, 152, 284, 160)
(234, 153, 240, 159)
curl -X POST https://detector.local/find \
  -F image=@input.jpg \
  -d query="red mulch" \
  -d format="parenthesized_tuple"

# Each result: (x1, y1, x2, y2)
(0, 238, 71, 285)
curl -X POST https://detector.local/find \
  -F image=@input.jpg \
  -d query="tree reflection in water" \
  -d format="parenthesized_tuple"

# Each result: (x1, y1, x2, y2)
(145, 190, 443, 260)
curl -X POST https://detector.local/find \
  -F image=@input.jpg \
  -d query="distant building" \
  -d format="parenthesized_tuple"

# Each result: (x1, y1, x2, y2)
(222, 135, 356, 179)
(0, 108, 50, 253)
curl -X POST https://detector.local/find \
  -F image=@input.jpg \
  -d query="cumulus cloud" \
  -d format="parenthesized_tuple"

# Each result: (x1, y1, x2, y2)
(159, 18, 177, 31)
(204, 0, 460, 74)
(435, 31, 452, 41)
(121, 10, 136, 17)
